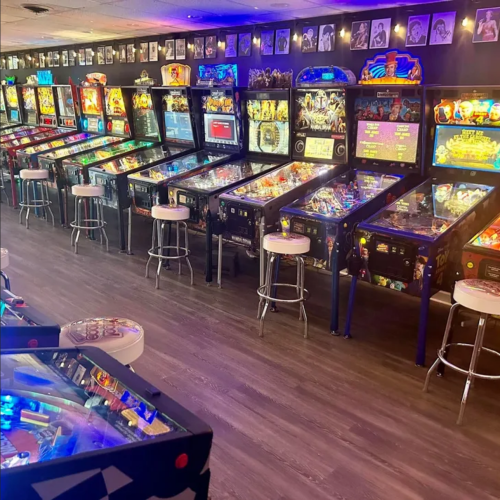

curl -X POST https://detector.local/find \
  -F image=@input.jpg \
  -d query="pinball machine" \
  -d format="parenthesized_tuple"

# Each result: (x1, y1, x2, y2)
(1, 84, 23, 131)
(345, 85, 500, 366)
(0, 347, 213, 500)
(87, 84, 197, 252)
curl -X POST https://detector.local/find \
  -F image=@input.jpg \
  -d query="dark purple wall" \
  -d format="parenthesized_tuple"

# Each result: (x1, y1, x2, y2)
(2, 0, 499, 87)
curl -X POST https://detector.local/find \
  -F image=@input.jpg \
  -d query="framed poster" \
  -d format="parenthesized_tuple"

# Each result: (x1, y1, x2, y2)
(205, 35, 216, 58)
(53, 50, 59, 67)
(175, 39, 186, 60)
(350, 21, 370, 50)
(7, 56, 12, 70)
(79, 48, 86, 66)
(165, 40, 175, 61)
(62, 50, 69, 66)
(238, 33, 251, 56)
(69, 50, 76, 66)
(24, 53, 32, 68)
(370, 18, 390, 49)
(85, 48, 93, 65)
(473, 7, 500, 43)
(319, 24, 335, 52)
(119, 44, 126, 63)
(302, 26, 318, 52)
(39, 52, 45, 68)
(97, 46, 105, 65)
(127, 43, 135, 63)
(261, 30, 274, 55)
(19, 56, 25, 69)
(140, 42, 148, 62)
(406, 15, 430, 47)
(47, 51, 54, 67)
(149, 41, 158, 62)
(194, 37, 204, 59)
(275, 29, 290, 55)
(105, 45, 113, 64)
(430, 12, 456, 45)
(225, 34, 237, 57)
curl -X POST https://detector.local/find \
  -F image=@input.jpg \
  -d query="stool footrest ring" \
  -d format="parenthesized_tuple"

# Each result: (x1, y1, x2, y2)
(148, 245, 190, 261)
(257, 283, 310, 304)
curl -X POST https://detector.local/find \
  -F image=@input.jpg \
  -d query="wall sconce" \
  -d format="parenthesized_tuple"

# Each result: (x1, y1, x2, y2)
(253, 35, 259, 45)
(340, 28, 345, 38)
(462, 17, 468, 27)
(394, 24, 400, 33)
(91, 50, 95, 56)
(292, 32, 298, 42)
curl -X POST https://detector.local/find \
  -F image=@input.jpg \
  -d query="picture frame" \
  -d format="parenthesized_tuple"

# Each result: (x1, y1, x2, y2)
(165, 40, 175, 61)
(194, 37, 204, 59)
(24, 53, 32, 68)
(429, 12, 456, 45)
(39, 52, 45, 68)
(53, 50, 59, 67)
(105, 45, 113, 64)
(62, 50, 69, 67)
(301, 26, 318, 52)
(472, 7, 499, 43)
(69, 50, 75, 66)
(140, 42, 148, 63)
(261, 30, 274, 55)
(18, 56, 25, 70)
(175, 39, 186, 60)
(225, 34, 237, 57)
(7, 56, 12, 70)
(127, 43, 135, 63)
(406, 14, 430, 47)
(12, 55, 18, 70)
(119, 44, 126, 63)
(369, 18, 391, 49)
(149, 41, 158, 62)
(238, 33, 251, 56)
(47, 51, 54, 67)
(205, 35, 217, 58)
(275, 29, 290, 55)
(350, 21, 370, 50)
(85, 47, 93, 65)
(97, 46, 105, 65)
(79, 48, 86, 66)
(319, 24, 335, 52)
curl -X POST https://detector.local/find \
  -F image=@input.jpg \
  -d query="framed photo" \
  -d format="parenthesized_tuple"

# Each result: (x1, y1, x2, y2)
(24, 53, 31, 68)
(225, 34, 237, 57)
(105, 46, 113, 64)
(127, 43, 135, 63)
(69, 50, 75, 66)
(472, 7, 500, 43)
(165, 40, 175, 61)
(430, 12, 456, 45)
(62, 50, 69, 67)
(406, 15, 430, 47)
(53, 50, 59, 67)
(370, 18, 390, 49)
(140, 42, 148, 62)
(275, 28, 290, 55)
(238, 33, 251, 56)
(13, 55, 18, 70)
(7, 56, 12, 70)
(39, 52, 45, 68)
(149, 41, 158, 62)
(261, 30, 274, 55)
(119, 44, 126, 63)
(85, 47, 93, 65)
(302, 26, 318, 52)
(175, 39, 186, 60)
(194, 37, 204, 59)
(79, 48, 86, 66)
(205, 35, 216, 58)
(47, 51, 53, 67)
(0, 57, 5, 70)
(319, 24, 335, 52)
(350, 21, 370, 50)
(97, 46, 105, 65)
(19, 56, 25, 70)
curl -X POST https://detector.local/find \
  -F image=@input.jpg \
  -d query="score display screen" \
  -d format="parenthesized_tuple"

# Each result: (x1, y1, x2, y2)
(204, 113, 238, 146)
(162, 90, 194, 144)
(433, 126, 500, 172)
(355, 121, 419, 163)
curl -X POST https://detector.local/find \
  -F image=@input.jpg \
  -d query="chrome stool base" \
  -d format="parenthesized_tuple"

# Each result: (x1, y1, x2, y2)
(19, 178, 54, 229)
(145, 220, 193, 289)
(70, 195, 109, 254)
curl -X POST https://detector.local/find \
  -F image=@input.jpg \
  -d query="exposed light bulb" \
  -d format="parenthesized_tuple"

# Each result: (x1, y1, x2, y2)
(217, 40, 222, 47)
(292, 32, 298, 41)
(394, 24, 400, 33)
(113, 50, 116, 55)
(462, 17, 468, 27)
(27, 55, 31, 60)
(340, 28, 345, 38)
(253, 35, 258, 44)
(91, 50, 95, 56)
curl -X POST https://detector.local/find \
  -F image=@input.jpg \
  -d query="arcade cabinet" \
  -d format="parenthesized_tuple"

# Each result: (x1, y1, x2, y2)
(220, 66, 356, 289)
(345, 85, 500, 366)
(0, 347, 213, 500)
(280, 53, 426, 334)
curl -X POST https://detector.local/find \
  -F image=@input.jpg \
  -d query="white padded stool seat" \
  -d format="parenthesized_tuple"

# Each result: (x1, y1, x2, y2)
(72, 184, 104, 197)
(454, 279, 500, 316)
(20, 169, 48, 180)
(1, 248, 8, 269)
(263, 233, 310, 255)
(152, 204, 190, 221)
(59, 317, 145, 366)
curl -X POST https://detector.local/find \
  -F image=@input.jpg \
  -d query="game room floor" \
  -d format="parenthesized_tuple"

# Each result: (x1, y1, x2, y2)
(1, 205, 499, 500)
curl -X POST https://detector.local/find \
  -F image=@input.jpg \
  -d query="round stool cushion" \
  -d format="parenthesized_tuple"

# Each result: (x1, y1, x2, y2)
(1, 248, 8, 270)
(263, 233, 310, 255)
(453, 279, 500, 316)
(72, 184, 104, 197)
(20, 169, 48, 180)
(59, 317, 145, 365)
(152, 204, 190, 221)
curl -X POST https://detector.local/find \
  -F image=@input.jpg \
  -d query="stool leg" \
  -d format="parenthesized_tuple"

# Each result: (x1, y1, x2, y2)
(145, 218, 157, 278)
(98, 198, 109, 252)
(1, 271, 11, 291)
(259, 253, 275, 337)
(423, 302, 460, 393)
(70, 196, 78, 247)
(25, 180, 31, 229)
(176, 221, 182, 276)
(74, 197, 83, 254)
(457, 313, 488, 425)
(19, 179, 27, 225)
(44, 181, 55, 227)
(156, 221, 165, 289)
(184, 222, 194, 286)
(299, 256, 308, 339)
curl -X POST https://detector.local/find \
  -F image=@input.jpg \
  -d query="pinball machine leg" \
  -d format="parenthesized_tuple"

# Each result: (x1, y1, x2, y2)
(217, 234, 223, 288)
(205, 210, 213, 285)
(127, 206, 133, 255)
(416, 266, 433, 367)
(8, 156, 18, 208)
(117, 202, 126, 253)
(342, 276, 358, 339)
(330, 252, 340, 335)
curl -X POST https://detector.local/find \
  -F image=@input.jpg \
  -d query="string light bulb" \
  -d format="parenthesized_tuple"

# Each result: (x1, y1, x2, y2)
(113, 49, 116, 55)
(292, 32, 298, 41)
(394, 24, 400, 33)
(340, 28, 345, 38)
(217, 39, 222, 47)
(462, 17, 468, 27)
(253, 35, 258, 45)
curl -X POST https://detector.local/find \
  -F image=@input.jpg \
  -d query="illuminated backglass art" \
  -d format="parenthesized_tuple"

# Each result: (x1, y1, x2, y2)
(37, 87, 56, 116)
(21, 87, 36, 111)
(433, 126, 500, 172)
(355, 96, 421, 123)
(197, 64, 238, 86)
(162, 90, 194, 144)
(80, 87, 102, 116)
(295, 66, 356, 87)
(359, 50, 423, 85)
(5, 86, 19, 109)
(161, 64, 191, 86)
(104, 87, 126, 117)
(434, 99, 500, 126)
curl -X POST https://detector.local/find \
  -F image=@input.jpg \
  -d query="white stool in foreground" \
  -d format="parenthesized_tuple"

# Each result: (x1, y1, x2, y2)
(70, 184, 109, 254)
(1, 248, 11, 290)
(257, 233, 311, 338)
(146, 204, 194, 289)
(19, 169, 54, 229)
(424, 279, 500, 424)
(60, 317, 145, 367)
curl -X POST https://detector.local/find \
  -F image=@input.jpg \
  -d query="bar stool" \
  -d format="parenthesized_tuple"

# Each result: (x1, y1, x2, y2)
(146, 204, 194, 289)
(424, 279, 500, 424)
(59, 317, 145, 368)
(70, 184, 109, 254)
(257, 233, 311, 338)
(1, 248, 10, 290)
(18, 169, 54, 229)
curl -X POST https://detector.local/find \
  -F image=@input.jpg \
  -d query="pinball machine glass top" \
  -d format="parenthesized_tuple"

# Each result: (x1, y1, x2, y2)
(470, 215, 500, 250)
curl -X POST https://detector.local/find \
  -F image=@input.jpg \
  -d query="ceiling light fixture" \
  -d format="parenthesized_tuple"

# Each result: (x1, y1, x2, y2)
(187, 14, 192, 18)
(394, 23, 400, 33)
(340, 28, 345, 38)
(462, 17, 468, 27)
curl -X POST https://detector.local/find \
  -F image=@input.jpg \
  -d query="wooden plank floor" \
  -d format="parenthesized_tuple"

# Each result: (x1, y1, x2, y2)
(1, 203, 499, 500)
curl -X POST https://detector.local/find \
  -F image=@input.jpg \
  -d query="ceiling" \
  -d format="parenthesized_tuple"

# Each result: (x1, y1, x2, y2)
(1, 0, 449, 52)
